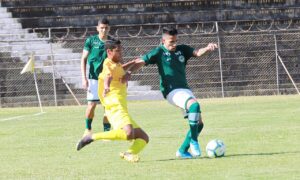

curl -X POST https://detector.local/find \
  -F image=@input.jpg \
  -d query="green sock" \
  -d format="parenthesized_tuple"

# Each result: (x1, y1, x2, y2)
(189, 121, 198, 142)
(198, 123, 204, 134)
(103, 123, 111, 132)
(178, 102, 201, 153)
(188, 102, 201, 142)
(179, 130, 191, 153)
(85, 118, 92, 130)
(179, 123, 204, 153)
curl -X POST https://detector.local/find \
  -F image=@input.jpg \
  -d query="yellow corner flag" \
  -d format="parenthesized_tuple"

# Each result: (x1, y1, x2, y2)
(20, 54, 35, 74)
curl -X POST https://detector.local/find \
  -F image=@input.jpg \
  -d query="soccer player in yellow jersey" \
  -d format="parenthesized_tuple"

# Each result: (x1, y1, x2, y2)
(77, 39, 149, 163)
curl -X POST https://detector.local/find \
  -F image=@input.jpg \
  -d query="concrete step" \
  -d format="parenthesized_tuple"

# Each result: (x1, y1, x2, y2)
(0, 7, 8, 13)
(4, 43, 73, 52)
(0, 23, 22, 29)
(127, 85, 152, 91)
(12, 52, 81, 61)
(42, 59, 81, 66)
(0, 17, 18, 23)
(0, 33, 38, 40)
(0, 46, 12, 52)
(0, 28, 28, 34)
(63, 77, 82, 88)
(127, 90, 163, 100)
(0, 12, 11, 18)
(54, 65, 80, 72)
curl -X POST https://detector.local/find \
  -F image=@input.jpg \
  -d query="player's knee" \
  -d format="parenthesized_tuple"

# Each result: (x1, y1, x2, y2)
(143, 133, 149, 143)
(188, 102, 201, 123)
(87, 103, 96, 112)
(189, 101, 200, 112)
(125, 129, 134, 140)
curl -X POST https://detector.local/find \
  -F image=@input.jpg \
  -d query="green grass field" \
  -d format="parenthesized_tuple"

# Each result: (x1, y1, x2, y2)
(0, 95, 299, 179)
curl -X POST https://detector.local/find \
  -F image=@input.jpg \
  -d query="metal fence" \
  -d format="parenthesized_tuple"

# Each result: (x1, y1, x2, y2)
(1, 24, 300, 107)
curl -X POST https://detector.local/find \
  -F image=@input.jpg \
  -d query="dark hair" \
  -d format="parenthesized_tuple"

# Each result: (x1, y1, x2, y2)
(98, 18, 109, 25)
(105, 39, 121, 50)
(162, 27, 178, 36)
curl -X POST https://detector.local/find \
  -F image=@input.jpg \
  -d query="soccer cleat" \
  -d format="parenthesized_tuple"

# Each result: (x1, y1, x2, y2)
(82, 129, 92, 138)
(176, 150, 193, 159)
(76, 135, 93, 151)
(119, 152, 140, 162)
(190, 140, 201, 157)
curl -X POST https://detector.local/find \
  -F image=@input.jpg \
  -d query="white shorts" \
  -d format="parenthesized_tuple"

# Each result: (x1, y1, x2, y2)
(166, 88, 196, 111)
(87, 79, 99, 101)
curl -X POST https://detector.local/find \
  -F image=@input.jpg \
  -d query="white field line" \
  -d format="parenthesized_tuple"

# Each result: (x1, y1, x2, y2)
(0, 112, 46, 122)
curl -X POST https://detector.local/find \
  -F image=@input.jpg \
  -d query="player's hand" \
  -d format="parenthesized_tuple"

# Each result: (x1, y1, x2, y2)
(82, 78, 89, 90)
(121, 71, 132, 84)
(206, 43, 218, 51)
(103, 88, 110, 97)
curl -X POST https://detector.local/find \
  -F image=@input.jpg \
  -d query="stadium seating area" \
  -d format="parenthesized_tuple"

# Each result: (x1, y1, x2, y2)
(0, 0, 299, 106)
(2, 0, 300, 28)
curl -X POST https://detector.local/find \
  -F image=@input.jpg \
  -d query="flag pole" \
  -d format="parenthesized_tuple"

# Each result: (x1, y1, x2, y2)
(20, 53, 44, 113)
(33, 69, 44, 113)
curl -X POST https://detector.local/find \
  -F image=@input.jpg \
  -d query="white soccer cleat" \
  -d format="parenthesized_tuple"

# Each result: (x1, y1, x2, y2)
(119, 152, 140, 162)
(190, 140, 201, 157)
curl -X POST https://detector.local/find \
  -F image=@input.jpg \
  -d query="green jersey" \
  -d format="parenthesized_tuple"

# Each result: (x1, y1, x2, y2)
(84, 35, 112, 80)
(142, 45, 195, 98)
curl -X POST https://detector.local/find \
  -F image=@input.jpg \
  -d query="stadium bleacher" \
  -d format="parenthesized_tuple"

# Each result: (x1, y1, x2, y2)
(2, 0, 300, 28)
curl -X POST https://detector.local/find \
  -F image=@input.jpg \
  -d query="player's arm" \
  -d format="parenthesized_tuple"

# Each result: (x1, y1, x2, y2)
(122, 58, 146, 72)
(193, 43, 218, 57)
(81, 49, 89, 90)
(122, 60, 136, 71)
(129, 58, 146, 72)
(103, 75, 112, 97)
(121, 58, 146, 83)
(121, 60, 135, 84)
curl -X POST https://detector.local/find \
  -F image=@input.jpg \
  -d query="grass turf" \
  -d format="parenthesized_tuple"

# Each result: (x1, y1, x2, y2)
(0, 95, 299, 179)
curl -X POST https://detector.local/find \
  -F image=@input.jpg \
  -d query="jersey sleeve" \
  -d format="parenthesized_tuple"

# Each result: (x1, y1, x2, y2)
(141, 47, 160, 65)
(102, 60, 114, 77)
(83, 37, 92, 52)
(180, 44, 195, 60)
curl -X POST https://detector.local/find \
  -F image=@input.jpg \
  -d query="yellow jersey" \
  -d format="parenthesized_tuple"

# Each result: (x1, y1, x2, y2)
(98, 58, 127, 107)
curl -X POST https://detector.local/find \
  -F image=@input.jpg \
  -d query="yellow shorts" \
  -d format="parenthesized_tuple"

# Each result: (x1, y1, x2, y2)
(104, 94, 139, 130)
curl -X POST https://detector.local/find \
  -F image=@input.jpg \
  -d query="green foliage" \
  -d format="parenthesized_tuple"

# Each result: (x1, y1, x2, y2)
(0, 95, 299, 179)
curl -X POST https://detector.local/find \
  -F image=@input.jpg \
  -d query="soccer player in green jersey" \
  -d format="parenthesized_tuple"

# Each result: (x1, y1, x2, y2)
(126, 27, 217, 158)
(80, 18, 112, 136)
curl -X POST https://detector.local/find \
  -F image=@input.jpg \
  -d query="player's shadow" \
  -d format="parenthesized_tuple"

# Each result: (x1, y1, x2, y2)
(149, 150, 300, 162)
(224, 150, 300, 158)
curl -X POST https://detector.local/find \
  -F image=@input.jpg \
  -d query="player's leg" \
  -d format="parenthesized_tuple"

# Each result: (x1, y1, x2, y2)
(101, 106, 110, 131)
(185, 98, 202, 157)
(83, 101, 97, 136)
(120, 123, 149, 162)
(126, 128, 149, 154)
(102, 115, 111, 131)
(180, 118, 204, 153)
(176, 98, 202, 157)
(86, 110, 130, 142)
(83, 79, 99, 136)
(76, 127, 128, 151)
(167, 89, 202, 158)
(85, 79, 111, 134)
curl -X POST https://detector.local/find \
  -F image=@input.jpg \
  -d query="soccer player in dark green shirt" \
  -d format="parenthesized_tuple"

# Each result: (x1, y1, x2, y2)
(126, 27, 217, 158)
(80, 18, 112, 137)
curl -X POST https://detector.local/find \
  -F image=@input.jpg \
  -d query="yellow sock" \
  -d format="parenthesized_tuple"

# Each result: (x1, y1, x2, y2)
(127, 138, 147, 154)
(92, 129, 127, 141)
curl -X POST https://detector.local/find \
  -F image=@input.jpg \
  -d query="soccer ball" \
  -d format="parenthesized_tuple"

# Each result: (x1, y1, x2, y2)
(206, 139, 226, 158)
